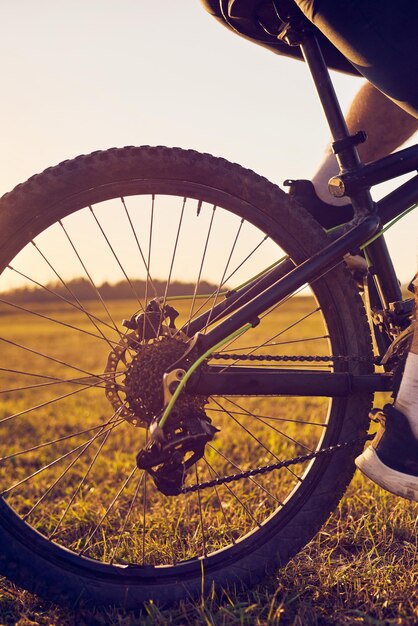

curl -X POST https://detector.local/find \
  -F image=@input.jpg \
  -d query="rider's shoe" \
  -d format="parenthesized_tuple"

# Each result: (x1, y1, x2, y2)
(355, 404, 418, 501)
(283, 179, 353, 229)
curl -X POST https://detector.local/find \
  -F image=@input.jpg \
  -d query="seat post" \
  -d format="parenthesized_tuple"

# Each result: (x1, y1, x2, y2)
(285, 24, 375, 217)
(298, 30, 361, 174)
(271, 3, 402, 306)
(296, 27, 402, 305)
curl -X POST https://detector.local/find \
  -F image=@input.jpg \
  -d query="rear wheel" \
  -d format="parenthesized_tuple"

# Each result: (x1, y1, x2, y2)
(0, 146, 373, 608)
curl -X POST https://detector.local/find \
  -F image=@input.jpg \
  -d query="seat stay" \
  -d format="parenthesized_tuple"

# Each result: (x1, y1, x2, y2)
(197, 216, 378, 351)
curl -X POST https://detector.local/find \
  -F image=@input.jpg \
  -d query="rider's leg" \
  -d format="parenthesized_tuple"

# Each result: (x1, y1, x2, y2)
(292, 0, 418, 499)
(394, 282, 418, 436)
(291, 0, 418, 227)
(287, 84, 418, 227)
(355, 281, 418, 501)
(312, 83, 418, 206)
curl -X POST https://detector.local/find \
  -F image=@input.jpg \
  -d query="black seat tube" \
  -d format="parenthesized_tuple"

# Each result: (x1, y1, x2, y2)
(297, 27, 402, 305)
(297, 28, 375, 216)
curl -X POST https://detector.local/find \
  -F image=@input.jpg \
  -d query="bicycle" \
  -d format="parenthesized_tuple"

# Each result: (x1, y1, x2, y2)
(0, 0, 416, 610)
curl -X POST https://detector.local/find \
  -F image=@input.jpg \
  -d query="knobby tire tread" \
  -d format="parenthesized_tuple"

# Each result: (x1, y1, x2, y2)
(0, 146, 373, 609)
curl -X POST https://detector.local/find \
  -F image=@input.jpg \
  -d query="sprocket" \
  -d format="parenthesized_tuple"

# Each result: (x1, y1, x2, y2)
(123, 335, 207, 424)
(104, 300, 207, 428)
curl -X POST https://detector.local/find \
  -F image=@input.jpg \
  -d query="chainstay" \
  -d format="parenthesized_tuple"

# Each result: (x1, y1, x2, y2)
(179, 352, 377, 492)
(180, 433, 375, 494)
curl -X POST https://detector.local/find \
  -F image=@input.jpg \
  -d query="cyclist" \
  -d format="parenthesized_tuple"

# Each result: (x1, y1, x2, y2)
(201, 0, 418, 501)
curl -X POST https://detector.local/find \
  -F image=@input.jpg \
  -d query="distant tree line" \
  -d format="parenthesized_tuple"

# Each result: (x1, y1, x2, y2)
(3, 277, 220, 303)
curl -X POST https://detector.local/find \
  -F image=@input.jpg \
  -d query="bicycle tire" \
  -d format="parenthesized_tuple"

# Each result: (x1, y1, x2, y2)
(0, 146, 373, 609)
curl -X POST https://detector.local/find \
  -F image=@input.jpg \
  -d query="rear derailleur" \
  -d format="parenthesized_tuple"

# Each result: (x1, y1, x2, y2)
(136, 411, 219, 496)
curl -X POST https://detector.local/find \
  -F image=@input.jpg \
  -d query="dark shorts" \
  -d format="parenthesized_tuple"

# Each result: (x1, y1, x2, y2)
(201, 0, 360, 76)
(202, 0, 418, 117)
(295, 0, 418, 117)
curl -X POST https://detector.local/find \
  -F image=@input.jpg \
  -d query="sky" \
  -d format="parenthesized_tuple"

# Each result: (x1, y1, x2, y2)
(0, 0, 416, 285)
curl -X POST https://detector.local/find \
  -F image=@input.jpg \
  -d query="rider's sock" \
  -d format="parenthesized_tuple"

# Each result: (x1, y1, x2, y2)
(394, 352, 418, 438)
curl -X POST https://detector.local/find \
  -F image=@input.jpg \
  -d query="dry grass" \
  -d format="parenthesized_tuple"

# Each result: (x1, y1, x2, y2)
(1, 476, 417, 626)
(0, 298, 417, 625)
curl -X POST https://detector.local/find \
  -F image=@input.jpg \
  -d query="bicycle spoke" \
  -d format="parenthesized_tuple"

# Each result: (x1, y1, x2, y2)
(0, 368, 121, 394)
(0, 297, 119, 345)
(216, 305, 323, 372)
(7, 263, 117, 343)
(218, 334, 330, 352)
(0, 416, 123, 496)
(141, 432, 148, 565)
(0, 377, 105, 426)
(208, 405, 327, 428)
(89, 206, 145, 312)
(183, 217, 244, 333)
(195, 235, 270, 330)
(0, 415, 123, 462)
(194, 464, 207, 557)
(121, 197, 159, 303)
(204, 218, 244, 332)
(109, 471, 145, 564)
(22, 416, 123, 521)
(184, 248, 288, 335)
(207, 443, 283, 505)
(201, 457, 236, 545)
(140, 479, 148, 565)
(58, 220, 125, 341)
(0, 337, 111, 384)
(79, 465, 138, 555)
(185, 204, 216, 335)
(202, 455, 261, 527)
(49, 411, 124, 539)
(146, 195, 155, 310)
(28, 240, 115, 346)
(204, 254, 341, 364)
(0, 375, 116, 395)
(220, 397, 314, 452)
(212, 398, 302, 482)
(158, 198, 186, 334)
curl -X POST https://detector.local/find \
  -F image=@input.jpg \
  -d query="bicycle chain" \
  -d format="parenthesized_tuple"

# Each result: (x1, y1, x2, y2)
(181, 433, 375, 494)
(211, 352, 380, 364)
(180, 351, 378, 494)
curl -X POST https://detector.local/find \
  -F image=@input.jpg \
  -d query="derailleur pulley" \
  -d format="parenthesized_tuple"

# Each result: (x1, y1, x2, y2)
(136, 412, 219, 496)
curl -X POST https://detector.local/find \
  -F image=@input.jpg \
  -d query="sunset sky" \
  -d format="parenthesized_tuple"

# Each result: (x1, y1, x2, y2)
(0, 0, 416, 286)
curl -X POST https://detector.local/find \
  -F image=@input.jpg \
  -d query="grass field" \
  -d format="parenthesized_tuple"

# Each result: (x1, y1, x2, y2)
(0, 477, 417, 626)
(0, 297, 417, 625)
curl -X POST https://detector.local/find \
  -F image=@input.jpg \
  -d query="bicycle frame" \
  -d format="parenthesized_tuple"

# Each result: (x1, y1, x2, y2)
(174, 18, 417, 404)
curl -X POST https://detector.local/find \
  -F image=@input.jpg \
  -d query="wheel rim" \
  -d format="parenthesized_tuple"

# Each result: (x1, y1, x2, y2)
(0, 179, 348, 574)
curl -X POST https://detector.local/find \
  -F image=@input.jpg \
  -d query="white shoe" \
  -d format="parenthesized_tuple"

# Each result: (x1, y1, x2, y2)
(355, 405, 418, 502)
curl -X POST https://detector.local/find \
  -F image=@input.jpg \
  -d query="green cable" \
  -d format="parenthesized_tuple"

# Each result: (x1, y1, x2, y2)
(360, 204, 417, 249)
(361, 204, 416, 267)
(166, 254, 289, 302)
(158, 322, 253, 429)
(166, 292, 226, 302)
(165, 255, 288, 303)
(325, 203, 416, 248)
(325, 204, 416, 266)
